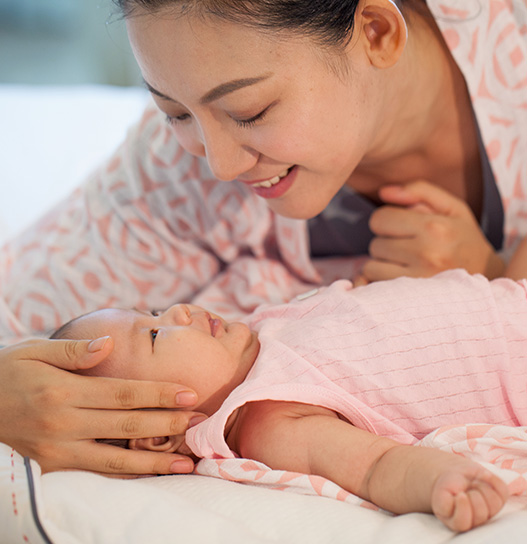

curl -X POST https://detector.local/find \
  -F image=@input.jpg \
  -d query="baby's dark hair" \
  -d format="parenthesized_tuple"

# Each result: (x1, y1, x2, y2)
(113, 0, 421, 50)
(49, 314, 85, 340)
(50, 314, 130, 450)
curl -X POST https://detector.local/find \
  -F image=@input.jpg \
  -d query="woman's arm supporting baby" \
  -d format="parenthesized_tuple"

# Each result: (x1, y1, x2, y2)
(232, 400, 509, 533)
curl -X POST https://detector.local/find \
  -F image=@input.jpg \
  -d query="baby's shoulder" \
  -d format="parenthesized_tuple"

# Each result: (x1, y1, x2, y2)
(232, 401, 336, 449)
(243, 399, 337, 420)
(228, 401, 340, 468)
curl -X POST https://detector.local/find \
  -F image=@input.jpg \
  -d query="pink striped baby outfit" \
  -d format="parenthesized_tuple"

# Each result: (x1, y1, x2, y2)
(186, 270, 527, 459)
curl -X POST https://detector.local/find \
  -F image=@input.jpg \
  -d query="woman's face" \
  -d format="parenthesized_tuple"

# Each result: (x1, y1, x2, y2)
(127, 11, 388, 219)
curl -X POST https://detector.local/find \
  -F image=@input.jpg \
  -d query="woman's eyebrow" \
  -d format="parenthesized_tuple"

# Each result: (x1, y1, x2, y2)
(142, 73, 273, 106)
(143, 80, 180, 103)
(199, 74, 272, 104)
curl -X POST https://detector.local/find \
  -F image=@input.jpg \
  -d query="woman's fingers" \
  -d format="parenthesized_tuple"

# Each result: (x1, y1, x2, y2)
(0, 341, 204, 474)
(41, 440, 196, 476)
(361, 260, 411, 283)
(76, 405, 207, 441)
(370, 204, 432, 238)
(378, 181, 471, 218)
(364, 179, 505, 281)
(73, 373, 199, 410)
(5, 337, 200, 411)
(5, 336, 115, 370)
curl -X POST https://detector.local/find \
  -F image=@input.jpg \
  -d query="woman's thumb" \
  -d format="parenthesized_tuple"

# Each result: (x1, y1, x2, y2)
(39, 337, 113, 370)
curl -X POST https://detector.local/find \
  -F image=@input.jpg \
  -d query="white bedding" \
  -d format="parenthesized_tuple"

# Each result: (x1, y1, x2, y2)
(1, 85, 526, 543)
(2, 425, 527, 544)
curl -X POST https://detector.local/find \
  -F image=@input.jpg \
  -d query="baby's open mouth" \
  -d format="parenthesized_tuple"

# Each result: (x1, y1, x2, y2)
(209, 317, 221, 337)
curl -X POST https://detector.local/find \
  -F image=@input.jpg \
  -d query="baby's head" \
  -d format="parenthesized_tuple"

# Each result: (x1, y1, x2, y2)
(51, 304, 260, 417)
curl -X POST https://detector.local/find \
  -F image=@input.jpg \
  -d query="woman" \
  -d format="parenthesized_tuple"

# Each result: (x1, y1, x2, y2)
(1, 0, 526, 476)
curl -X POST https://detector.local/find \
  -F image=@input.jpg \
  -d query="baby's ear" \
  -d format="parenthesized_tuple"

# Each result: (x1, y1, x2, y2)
(129, 435, 190, 454)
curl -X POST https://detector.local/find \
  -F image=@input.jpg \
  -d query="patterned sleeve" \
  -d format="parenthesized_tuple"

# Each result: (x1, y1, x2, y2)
(0, 102, 274, 342)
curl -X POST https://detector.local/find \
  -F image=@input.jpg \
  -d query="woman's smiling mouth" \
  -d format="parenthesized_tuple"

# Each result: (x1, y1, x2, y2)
(242, 166, 297, 199)
(251, 167, 291, 188)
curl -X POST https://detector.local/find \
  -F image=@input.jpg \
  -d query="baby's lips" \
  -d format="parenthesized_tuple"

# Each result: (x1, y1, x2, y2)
(209, 318, 222, 337)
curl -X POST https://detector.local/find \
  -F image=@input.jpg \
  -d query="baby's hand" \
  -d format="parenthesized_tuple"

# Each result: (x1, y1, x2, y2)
(431, 461, 509, 532)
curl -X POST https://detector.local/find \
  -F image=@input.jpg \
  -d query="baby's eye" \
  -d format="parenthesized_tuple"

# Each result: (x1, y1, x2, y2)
(151, 309, 160, 317)
(150, 329, 159, 346)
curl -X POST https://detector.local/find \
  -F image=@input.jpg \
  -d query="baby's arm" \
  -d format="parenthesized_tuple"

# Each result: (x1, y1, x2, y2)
(233, 401, 508, 532)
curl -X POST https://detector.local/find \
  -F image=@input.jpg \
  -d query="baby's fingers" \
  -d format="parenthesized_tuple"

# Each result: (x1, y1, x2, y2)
(435, 473, 508, 532)
(436, 490, 482, 532)
(449, 492, 474, 532)
(477, 473, 509, 518)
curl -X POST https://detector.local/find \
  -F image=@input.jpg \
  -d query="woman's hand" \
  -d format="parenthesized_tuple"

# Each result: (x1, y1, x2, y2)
(0, 338, 205, 476)
(362, 181, 505, 282)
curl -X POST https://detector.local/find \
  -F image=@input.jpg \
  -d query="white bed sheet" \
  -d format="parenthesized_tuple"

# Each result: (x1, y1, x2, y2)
(1, 85, 526, 543)
(1, 442, 526, 544)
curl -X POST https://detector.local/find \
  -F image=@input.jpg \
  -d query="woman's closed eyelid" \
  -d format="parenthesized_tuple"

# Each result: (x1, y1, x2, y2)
(165, 103, 272, 129)
(165, 113, 190, 126)
(233, 107, 269, 128)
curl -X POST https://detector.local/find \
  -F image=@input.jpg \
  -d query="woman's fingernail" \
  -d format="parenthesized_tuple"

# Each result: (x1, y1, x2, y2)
(189, 415, 207, 428)
(88, 336, 110, 353)
(176, 391, 197, 406)
(170, 460, 193, 473)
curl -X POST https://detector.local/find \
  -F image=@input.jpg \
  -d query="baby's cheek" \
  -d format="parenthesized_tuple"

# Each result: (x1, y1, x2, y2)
(76, 355, 122, 378)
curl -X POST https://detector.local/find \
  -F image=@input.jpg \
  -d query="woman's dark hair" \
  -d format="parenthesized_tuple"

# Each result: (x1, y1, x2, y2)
(113, 0, 413, 49)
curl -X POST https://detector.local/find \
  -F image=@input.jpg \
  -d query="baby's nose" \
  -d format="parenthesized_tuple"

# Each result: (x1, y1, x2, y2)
(163, 304, 192, 325)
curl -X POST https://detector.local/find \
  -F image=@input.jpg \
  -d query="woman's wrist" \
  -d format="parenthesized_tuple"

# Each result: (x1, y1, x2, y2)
(484, 250, 506, 280)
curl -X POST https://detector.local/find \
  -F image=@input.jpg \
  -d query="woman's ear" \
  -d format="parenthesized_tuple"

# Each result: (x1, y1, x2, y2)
(357, 0, 408, 69)
(129, 436, 182, 453)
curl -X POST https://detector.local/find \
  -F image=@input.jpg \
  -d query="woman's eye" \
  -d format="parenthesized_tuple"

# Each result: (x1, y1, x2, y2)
(150, 329, 159, 345)
(234, 107, 269, 129)
(165, 113, 191, 126)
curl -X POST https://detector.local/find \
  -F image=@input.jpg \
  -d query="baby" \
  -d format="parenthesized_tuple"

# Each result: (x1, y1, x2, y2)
(51, 269, 526, 532)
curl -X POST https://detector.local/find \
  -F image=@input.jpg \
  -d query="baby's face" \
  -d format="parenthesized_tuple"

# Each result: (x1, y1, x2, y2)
(74, 304, 260, 415)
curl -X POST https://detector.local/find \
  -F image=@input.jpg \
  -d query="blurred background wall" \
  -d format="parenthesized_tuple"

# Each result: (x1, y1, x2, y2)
(0, 0, 141, 86)
(0, 0, 150, 243)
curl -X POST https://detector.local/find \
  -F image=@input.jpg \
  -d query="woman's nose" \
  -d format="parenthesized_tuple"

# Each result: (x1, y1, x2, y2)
(161, 304, 191, 325)
(200, 127, 258, 182)
(205, 141, 257, 182)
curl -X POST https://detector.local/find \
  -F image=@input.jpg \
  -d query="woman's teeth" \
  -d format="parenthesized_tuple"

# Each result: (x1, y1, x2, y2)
(252, 168, 290, 189)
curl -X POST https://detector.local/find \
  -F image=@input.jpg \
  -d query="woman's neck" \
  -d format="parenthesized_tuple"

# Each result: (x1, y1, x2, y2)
(349, 6, 481, 210)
